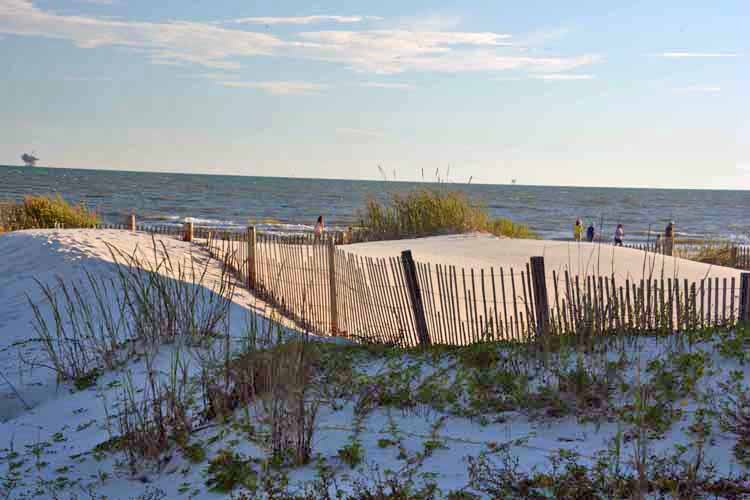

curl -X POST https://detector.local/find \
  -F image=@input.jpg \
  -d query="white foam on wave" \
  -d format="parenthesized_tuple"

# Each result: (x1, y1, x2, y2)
(141, 216, 344, 235)
(184, 216, 241, 226)
(255, 222, 314, 233)
(144, 216, 242, 229)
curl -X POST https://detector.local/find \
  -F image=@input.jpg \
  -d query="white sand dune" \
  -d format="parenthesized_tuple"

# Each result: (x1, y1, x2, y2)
(0, 229, 282, 422)
(1, 229, 748, 499)
(346, 232, 742, 283)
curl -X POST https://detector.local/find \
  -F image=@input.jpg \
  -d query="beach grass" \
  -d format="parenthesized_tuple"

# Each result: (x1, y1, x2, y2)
(689, 243, 739, 267)
(358, 188, 536, 240)
(12, 230, 750, 498)
(0, 194, 98, 232)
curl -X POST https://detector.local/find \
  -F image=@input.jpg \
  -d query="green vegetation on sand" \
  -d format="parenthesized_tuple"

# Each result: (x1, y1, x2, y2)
(0, 195, 98, 233)
(358, 188, 536, 240)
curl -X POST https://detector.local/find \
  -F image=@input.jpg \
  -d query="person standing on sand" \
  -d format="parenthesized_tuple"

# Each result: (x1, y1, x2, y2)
(586, 223, 596, 242)
(314, 215, 324, 241)
(573, 218, 583, 242)
(614, 224, 624, 246)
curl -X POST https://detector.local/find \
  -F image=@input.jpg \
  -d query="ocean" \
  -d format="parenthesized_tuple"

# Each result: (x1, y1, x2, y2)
(1, 165, 748, 243)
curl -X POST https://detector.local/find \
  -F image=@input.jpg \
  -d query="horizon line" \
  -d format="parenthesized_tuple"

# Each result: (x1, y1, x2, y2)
(0, 163, 747, 193)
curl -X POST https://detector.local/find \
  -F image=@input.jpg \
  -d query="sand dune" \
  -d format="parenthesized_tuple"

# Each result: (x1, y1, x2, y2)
(346, 232, 741, 282)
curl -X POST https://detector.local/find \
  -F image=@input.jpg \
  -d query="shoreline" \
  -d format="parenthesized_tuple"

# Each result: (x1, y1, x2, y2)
(4, 168, 750, 243)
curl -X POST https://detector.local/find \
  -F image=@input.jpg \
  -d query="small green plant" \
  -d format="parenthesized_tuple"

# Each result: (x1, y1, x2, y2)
(377, 438, 398, 449)
(180, 441, 207, 464)
(715, 325, 750, 364)
(647, 350, 710, 403)
(73, 368, 101, 391)
(718, 372, 750, 467)
(338, 441, 364, 469)
(205, 449, 257, 493)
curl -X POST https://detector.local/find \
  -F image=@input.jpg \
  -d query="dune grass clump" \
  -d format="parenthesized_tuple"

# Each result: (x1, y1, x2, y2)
(0, 195, 98, 232)
(691, 243, 739, 268)
(358, 189, 536, 240)
(28, 237, 234, 384)
(488, 217, 537, 239)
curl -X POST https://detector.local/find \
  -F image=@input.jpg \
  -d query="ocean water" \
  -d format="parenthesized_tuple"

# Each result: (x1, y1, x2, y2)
(1, 165, 749, 243)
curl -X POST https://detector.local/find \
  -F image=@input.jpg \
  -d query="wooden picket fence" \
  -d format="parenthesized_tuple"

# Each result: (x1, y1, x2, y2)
(96, 215, 750, 272)
(201, 227, 750, 347)
(59, 216, 750, 345)
(95, 218, 220, 240)
(624, 240, 750, 270)
(83, 215, 750, 344)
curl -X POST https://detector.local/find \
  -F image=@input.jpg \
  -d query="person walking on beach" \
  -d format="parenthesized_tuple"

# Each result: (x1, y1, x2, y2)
(586, 223, 596, 242)
(573, 218, 583, 242)
(614, 224, 624, 246)
(314, 215, 324, 242)
(664, 221, 675, 256)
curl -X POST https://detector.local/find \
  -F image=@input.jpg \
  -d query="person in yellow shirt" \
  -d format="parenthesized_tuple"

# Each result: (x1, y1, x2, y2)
(573, 218, 583, 242)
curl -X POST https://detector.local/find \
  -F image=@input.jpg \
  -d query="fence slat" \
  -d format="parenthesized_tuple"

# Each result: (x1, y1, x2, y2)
(740, 274, 750, 322)
(511, 268, 520, 341)
(491, 267, 501, 341)
(529, 257, 550, 339)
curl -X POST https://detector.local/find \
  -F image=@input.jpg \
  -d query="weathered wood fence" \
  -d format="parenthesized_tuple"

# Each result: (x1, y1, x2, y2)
(201, 226, 750, 347)
(624, 241, 750, 269)
(85, 216, 750, 345)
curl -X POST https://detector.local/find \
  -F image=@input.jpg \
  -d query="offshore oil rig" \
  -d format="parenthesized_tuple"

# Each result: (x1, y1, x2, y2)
(21, 152, 39, 167)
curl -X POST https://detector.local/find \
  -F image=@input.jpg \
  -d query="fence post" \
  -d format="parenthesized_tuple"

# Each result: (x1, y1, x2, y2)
(530, 256, 550, 338)
(247, 226, 256, 289)
(740, 273, 750, 322)
(732, 246, 739, 268)
(327, 238, 339, 334)
(184, 221, 194, 242)
(128, 214, 136, 232)
(401, 250, 430, 346)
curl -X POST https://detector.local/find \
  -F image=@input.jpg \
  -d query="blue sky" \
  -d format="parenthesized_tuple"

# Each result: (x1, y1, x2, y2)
(1, 0, 748, 188)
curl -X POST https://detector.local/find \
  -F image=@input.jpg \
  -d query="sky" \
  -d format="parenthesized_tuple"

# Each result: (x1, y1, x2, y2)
(0, 0, 748, 189)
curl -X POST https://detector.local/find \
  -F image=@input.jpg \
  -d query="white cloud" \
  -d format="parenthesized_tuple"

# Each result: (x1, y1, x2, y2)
(299, 29, 512, 49)
(677, 86, 721, 93)
(297, 30, 596, 74)
(659, 52, 739, 58)
(514, 27, 571, 48)
(76, 0, 115, 5)
(0, 1, 600, 75)
(0, 0, 286, 68)
(361, 82, 415, 90)
(60, 75, 114, 81)
(219, 81, 327, 95)
(532, 73, 594, 80)
(394, 13, 462, 32)
(192, 72, 234, 80)
(229, 15, 382, 25)
(337, 127, 387, 138)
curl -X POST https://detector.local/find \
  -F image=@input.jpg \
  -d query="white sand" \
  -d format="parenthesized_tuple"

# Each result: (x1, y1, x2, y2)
(346, 232, 741, 283)
(0, 229, 286, 422)
(0, 229, 747, 498)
